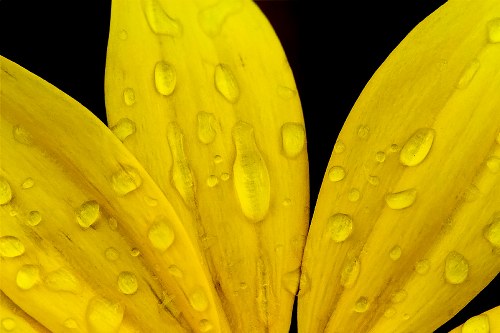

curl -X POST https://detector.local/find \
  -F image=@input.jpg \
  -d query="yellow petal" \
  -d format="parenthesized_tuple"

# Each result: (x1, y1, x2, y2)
(0, 292, 50, 332)
(448, 306, 500, 333)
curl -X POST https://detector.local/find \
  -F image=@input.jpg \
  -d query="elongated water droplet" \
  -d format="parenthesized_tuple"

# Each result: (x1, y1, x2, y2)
(154, 61, 176, 96)
(400, 128, 435, 166)
(168, 265, 183, 278)
(390, 289, 408, 303)
(111, 118, 136, 142)
(190, 289, 209, 312)
(197, 112, 217, 144)
(27, 210, 42, 226)
(415, 259, 430, 275)
(143, 0, 182, 36)
(13, 125, 32, 145)
(486, 156, 500, 173)
(328, 166, 346, 182)
(16, 265, 40, 290)
(326, 213, 353, 242)
(232, 121, 270, 222)
(487, 18, 500, 43)
(76, 201, 100, 228)
(86, 296, 124, 333)
(444, 251, 468, 284)
(117, 271, 138, 295)
(148, 217, 175, 251)
(462, 314, 490, 333)
(111, 165, 142, 196)
(105, 247, 120, 261)
(0, 177, 13, 205)
(123, 88, 135, 106)
(198, 0, 243, 37)
(21, 177, 34, 189)
(348, 188, 360, 202)
(1, 318, 16, 331)
(45, 268, 80, 293)
(341, 257, 360, 288)
(354, 297, 370, 313)
(389, 246, 402, 261)
(484, 215, 500, 248)
(385, 189, 417, 210)
(214, 64, 239, 103)
(281, 122, 305, 158)
(0, 236, 24, 257)
(199, 319, 214, 332)
(334, 141, 346, 153)
(457, 59, 480, 89)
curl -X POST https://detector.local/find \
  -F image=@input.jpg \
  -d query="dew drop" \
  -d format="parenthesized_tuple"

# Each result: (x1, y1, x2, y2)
(1, 318, 16, 331)
(143, 0, 182, 36)
(148, 217, 175, 251)
(198, 0, 243, 37)
(281, 122, 306, 158)
(27, 210, 42, 226)
(375, 151, 386, 163)
(384, 307, 396, 318)
(111, 118, 136, 142)
(390, 289, 408, 303)
(154, 61, 176, 96)
(118, 30, 128, 40)
(444, 251, 468, 284)
(389, 246, 402, 261)
(354, 297, 370, 313)
(390, 144, 400, 153)
(76, 200, 100, 228)
(334, 141, 346, 154)
(220, 172, 230, 181)
(367, 175, 380, 186)
(13, 125, 32, 145)
(400, 128, 435, 166)
(214, 155, 223, 164)
(16, 264, 40, 290)
(484, 215, 500, 248)
(341, 257, 360, 288)
(21, 177, 34, 189)
(197, 112, 217, 144)
(487, 18, 500, 43)
(168, 265, 183, 278)
(0, 177, 13, 205)
(462, 314, 490, 333)
(328, 166, 346, 182)
(403, 313, 411, 320)
(486, 156, 500, 173)
(214, 64, 239, 103)
(108, 217, 118, 231)
(130, 248, 141, 257)
(282, 198, 292, 206)
(415, 259, 430, 275)
(111, 165, 142, 196)
(105, 247, 120, 261)
(199, 319, 214, 332)
(117, 271, 138, 295)
(123, 88, 135, 106)
(277, 86, 296, 99)
(0, 236, 24, 257)
(282, 269, 299, 295)
(206, 175, 219, 188)
(232, 121, 270, 222)
(457, 59, 480, 89)
(189, 289, 209, 312)
(239, 282, 248, 290)
(86, 296, 124, 333)
(385, 189, 417, 210)
(64, 318, 78, 329)
(326, 213, 353, 242)
(45, 268, 80, 293)
(357, 125, 370, 140)
(348, 188, 361, 202)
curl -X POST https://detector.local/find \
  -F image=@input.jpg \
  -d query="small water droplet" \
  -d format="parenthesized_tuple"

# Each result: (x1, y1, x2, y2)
(189, 289, 209, 312)
(357, 125, 370, 140)
(403, 313, 411, 320)
(1, 318, 16, 331)
(375, 151, 386, 163)
(21, 177, 34, 189)
(117, 271, 138, 295)
(389, 246, 402, 261)
(13, 125, 33, 145)
(108, 217, 118, 231)
(384, 307, 396, 318)
(86, 296, 124, 333)
(214, 155, 223, 164)
(367, 175, 380, 186)
(444, 251, 468, 284)
(281, 122, 306, 158)
(400, 128, 435, 166)
(154, 61, 176, 96)
(199, 319, 214, 332)
(341, 257, 360, 288)
(130, 248, 141, 257)
(348, 188, 361, 202)
(111, 118, 136, 142)
(328, 166, 346, 182)
(457, 59, 480, 89)
(385, 189, 417, 209)
(0, 177, 13, 205)
(64, 318, 78, 329)
(282, 198, 292, 206)
(105, 247, 120, 261)
(334, 141, 346, 153)
(143, 0, 182, 36)
(484, 214, 500, 248)
(415, 259, 430, 275)
(487, 18, 500, 43)
(111, 165, 142, 196)
(16, 264, 40, 290)
(76, 200, 100, 228)
(220, 172, 230, 181)
(198, 0, 243, 37)
(486, 156, 500, 173)
(390, 289, 408, 303)
(354, 297, 370, 313)
(123, 88, 135, 106)
(44, 268, 80, 293)
(214, 64, 239, 103)
(148, 217, 175, 251)
(462, 314, 490, 333)
(118, 29, 128, 40)
(0, 236, 24, 257)
(390, 144, 400, 153)
(326, 213, 353, 242)
(27, 210, 42, 226)
(277, 85, 296, 99)
(206, 175, 219, 187)
(168, 265, 183, 278)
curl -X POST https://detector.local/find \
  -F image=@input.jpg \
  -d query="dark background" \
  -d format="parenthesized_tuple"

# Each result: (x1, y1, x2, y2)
(1, 1, 498, 332)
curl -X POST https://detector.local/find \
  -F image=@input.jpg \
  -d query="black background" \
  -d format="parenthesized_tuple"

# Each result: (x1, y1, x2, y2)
(1, 1, 498, 332)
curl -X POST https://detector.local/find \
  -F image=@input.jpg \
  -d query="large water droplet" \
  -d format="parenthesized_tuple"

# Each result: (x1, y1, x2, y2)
(21, 177, 34, 189)
(400, 128, 435, 166)
(45, 268, 80, 293)
(117, 271, 138, 295)
(1, 318, 16, 331)
(27, 210, 42, 226)
(189, 289, 209, 312)
(462, 314, 490, 333)
(123, 88, 136, 106)
(484, 214, 500, 248)
(13, 125, 32, 145)
(385, 189, 417, 210)
(326, 213, 353, 242)
(148, 217, 175, 251)
(76, 200, 100, 228)
(111, 165, 142, 196)
(341, 257, 360, 288)
(232, 121, 270, 222)
(199, 319, 214, 332)
(389, 246, 402, 261)
(111, 118, 136, 142)
(86, 296, 124, 333)
(354, 297, 370, 313)
(198, 0, 243, 37)
(214, 64, 239, 103)
(487, 18, 500, 43)
(281, 122, 306, 158)
(444, 251, 468, 284)
(16, 264, 40, 290)
(143, 0, 182, 36)
(328, 166, 346, 182)
(0, 177, 13, 205)
(105, 247, 120, 261)
(390, 289, 408, 303)
(486, 156, 500, 173)
(154, 61, 176, 96)
(0, 236, 25, 257)
(197, 112, 217, 144)
(457, 59, 480, 89)
(415, 259, 430, 275)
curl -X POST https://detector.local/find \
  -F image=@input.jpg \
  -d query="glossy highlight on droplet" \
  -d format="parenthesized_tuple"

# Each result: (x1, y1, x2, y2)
(326, 213, 353, 242)
(154, 61, 176, 96)
(281, 122, 306, 158)
(400, 128, 435, 166)
(385, 189, 417, 209)
(214, 64, 239, 103)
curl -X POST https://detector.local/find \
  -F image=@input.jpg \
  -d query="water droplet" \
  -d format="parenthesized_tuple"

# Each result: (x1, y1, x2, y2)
(400, 128, 435, 166)
(354, 297, 370, 313)
(154, 61, 176, 96)
(21, 177, 34, 189)
(367, 175, 380, 186)
(123, 88, 135, 106)
(198, 0, 243, 37)
(0, 236, 24, 257)
(232, 121, 270, 222)
(143, 0, 182, 36)
(214, 155, 223, 164)
(328, 166, 346, 182)
(199, 319, 214, 332)
(326, 213, 353, 242)
(105, 247, 120, 261)
(76, 200, 100, 228)
(13, 125, 32, 145)
(168, 265, 183, 278)
(220, 172, 230, 181)
(334, 141, 346, 154)
(281, 122, 306, 158)
(111, 118, 136, 142)
(341, 257, 360, 288)
(298, 272, 311, 296)
(16, 264, 40, 290)
(196, 112, 217, 144)
(130, 248, 141, 257)
(484, 214, 500, 248)
(389, 246, 402, 261)
(206, 175, 219, 188)
(111, 165, 142, 196)
(277, 85, 296, 99)
(107, 217, 118, 231)
(189, 289, 209, 312)
(118, 30, 128, 40)
(348, 188, 361, 202)
(86, 296, 124, 333)
(0, 177, 13, 205)
(64, 318, 78, 329)
(214, 64, 239, 103)
(45, 268, 80, 293)
(1, 318, 16, 331)
(384, 307, 396, 318)
(357, 125, 370, 140)
(457, 59, 480, 89)
(403, 313, 411, 320)
(148, 217, 175, 251)
(375, 151, 386, 163)
(415, 259, 430, 275)
(282, 269, 299, 295)
(486, 156, 500, 173)
(385, 189, 417, 210)
(390, 289, 408, 303)
(444, 251, 468, 284)
(462, 314, 490, 333)
(390, 144, 400, 153)
(26, 210, 42, 226)
(487, 18, 500, 43)
(282, 198, 292, 206)
(117, 271, 138, 295)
